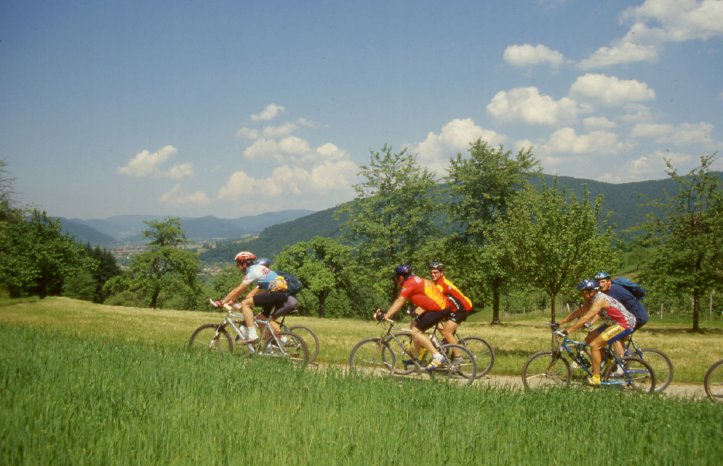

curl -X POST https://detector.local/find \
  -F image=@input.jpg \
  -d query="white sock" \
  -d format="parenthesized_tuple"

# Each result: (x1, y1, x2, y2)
(239, 326, 249, 338)
(433, 352, 444, 362)
(248, 327, 258, 339)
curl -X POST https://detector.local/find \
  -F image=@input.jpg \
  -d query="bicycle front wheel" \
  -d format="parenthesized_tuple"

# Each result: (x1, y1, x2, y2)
(439, 343, 477, 383)
(349, 338, 395, 376)
(459, 336, 495, 378)
(188, 324, 233, 353)
(636, 348, 673, 393)
(521, 351, 571, 390)
(286, 325, 320, 364)
(261, 332, 309, 368)
(604, 356, 656, 394)
(704, 359, 723, 403)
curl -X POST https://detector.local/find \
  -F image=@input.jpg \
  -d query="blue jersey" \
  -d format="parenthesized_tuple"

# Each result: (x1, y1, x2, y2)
(606, 283, 649, 325)
(242, 264, 279, 290)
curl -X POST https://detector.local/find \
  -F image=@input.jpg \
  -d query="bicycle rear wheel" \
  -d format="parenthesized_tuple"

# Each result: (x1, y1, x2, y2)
(188, 324, 233, 353)
(604, 356, 656, 394)
(261, 332, 309, 368)
(437, 343, 477, 384)
(521, 351, 571, 390)
(459, 336, 494, 378)
(704, 359, 723, 403)
(635, 348, 673, 393)
(349, 338, 394, 376)
(286, 325, 320, 364)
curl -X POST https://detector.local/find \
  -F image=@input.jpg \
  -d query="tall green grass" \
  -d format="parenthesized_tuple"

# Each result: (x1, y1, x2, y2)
(1, 324, 721, 465)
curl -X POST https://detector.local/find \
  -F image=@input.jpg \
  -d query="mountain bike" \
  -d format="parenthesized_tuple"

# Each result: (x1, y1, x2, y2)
(620, 335, 673, 393)
(188, 301, 309, 367)
(704, 359, 723, 403)
(348, 318, 477, 384)
(521, 324, 656, 393)
(277, 310, 319, 365)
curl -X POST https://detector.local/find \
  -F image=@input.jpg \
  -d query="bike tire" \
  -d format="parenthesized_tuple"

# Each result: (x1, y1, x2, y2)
(604, 356, 656, 394)
(261, 332, 309, 368)
(286, 325, 320, 364)
(704, 359, 723, 403)
(636, 348, 673, 393)
(521, 351, 571, 390)
(438, 343, 477, 383)
(349, 338, 395, 376)
(459, 336, 495, 378)
(188, 324, 233, 353)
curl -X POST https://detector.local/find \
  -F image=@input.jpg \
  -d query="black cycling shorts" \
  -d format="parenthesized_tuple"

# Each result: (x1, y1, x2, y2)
(413, 309, 451, 331)
(449, 309, 474, 324)
(254, 292, 289, 317)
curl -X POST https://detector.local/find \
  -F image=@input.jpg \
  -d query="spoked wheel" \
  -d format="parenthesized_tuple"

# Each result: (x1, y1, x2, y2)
(704, 359, 723, 403)
(188, 324, 233, 353)
(521, 351, 571, 390)
(434, 343, 477, 384)
(604, 356, 656, 394)
(635, 348, 673, 393)
(349, 338, 395, 376)
(287, 325, 320, 364)
(261, 332, 309, 368)
(459, 336, 495, 378)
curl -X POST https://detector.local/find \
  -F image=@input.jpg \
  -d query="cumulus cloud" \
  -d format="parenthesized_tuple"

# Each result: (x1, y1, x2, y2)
(544, 127, 627, 154)
(158, 184, 210, 206)
(583, 116, 617, 130)
(167, 163, 194, 180)
(117, 145, 178, 177)
(251, 103, 285, 122)
(631, 121, 714, 146)
(570, 73, 655, 107)
(413, 118, 506, 175)
(487, 87, 578, 125)
(503, 43, 570, 68)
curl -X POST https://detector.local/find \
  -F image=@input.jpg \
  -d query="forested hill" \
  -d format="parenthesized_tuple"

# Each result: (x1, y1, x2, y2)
(202, 173, 721, 262)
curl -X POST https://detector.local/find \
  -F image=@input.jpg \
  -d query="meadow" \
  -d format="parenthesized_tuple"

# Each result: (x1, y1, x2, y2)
(1, 298, 722, 465)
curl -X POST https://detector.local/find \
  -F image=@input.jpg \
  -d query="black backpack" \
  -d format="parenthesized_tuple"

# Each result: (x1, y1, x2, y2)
(613, 276, 646, 300)
(277, 271, 303, 295)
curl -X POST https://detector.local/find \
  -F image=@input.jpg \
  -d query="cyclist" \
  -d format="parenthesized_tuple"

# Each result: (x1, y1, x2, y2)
(594, 271, 649, 331)
(556, 279, 636, 386)
(375, 264, 452, 371)
(428, 261, 474, 351)
(216, 251, 288, 344)
(255, 257, 299, 324)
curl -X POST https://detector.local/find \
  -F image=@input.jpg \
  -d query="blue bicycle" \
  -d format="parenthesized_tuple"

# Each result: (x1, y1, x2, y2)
(521, 324, 656, 393)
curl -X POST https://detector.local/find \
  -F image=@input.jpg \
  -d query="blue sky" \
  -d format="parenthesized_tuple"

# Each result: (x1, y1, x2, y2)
(1, 0, 721, 219)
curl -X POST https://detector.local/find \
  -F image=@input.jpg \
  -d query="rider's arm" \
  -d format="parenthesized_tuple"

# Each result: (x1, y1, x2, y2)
(558, 302, 590, 325)
(383, 295, 408, 320)
(223, 281, 250, 304)
(566, 301, 602, 333)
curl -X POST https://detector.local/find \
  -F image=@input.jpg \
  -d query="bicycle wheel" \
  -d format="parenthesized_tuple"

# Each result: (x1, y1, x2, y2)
(521, 351, 571, 390)
(459, 336, 495, 378)
(349, 338, 395, 376)
(286, 325, 320, 364)
(636, 348, 673, 393)
(188, 324, 233, 353)
(438, 343, 477, 383)
(604, 356, 656, 394)
(261, 332, 309, 368)
(704, 359, 723, 403)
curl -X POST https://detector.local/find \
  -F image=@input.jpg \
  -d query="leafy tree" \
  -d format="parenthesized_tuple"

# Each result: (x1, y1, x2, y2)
(497, 179, 617, 322)
(337, 145, 440, 299)
(85, 245, 121, 302)
(444, 140, 539, 324)
(643, 155, 722, 331)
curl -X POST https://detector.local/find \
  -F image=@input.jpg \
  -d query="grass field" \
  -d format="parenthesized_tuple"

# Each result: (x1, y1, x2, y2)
(1, 298, 722, 465)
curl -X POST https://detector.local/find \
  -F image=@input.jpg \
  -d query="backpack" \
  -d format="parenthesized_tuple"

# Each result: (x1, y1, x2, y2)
(613, 276, 646, 300)
(277, 271, 303, 295)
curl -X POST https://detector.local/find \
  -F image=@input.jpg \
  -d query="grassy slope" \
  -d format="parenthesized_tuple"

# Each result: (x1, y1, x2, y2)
(1, 297, 721, 384)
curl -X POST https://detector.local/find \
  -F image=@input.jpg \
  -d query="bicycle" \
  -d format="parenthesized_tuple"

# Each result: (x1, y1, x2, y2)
(620, 334, 673, 393)
(388, 324, 494, 378)
(521, 324, 656, 393)
(348, 317, 477, 384)
(704, 359, 723, 403)
(188, 301, 309, 368)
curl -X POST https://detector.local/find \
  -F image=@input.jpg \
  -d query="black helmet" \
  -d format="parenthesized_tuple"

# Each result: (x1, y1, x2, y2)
(577, 279, 599, 291)
(394, 264, 413, 278)
(594, 271, 611, 280)
(429, 261, 445, 272)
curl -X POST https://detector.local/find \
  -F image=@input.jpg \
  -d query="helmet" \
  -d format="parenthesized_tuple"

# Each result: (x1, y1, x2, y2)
(429, 261, 445, 272)
(394, 264, 413, 278)
(577, 279, 599, 291)
(594, 271, 611, 280)
(234, 251, 257, 263)
(256, 258, 271, 267)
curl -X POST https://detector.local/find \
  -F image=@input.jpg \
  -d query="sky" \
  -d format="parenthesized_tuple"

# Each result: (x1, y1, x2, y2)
(1, 0, 722, 220)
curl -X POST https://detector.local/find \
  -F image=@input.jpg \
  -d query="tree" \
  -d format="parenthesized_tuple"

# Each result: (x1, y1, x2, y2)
(497, 179, 617, 322)
(337, 145, 440, 299)
(444, 140, 539, 324)
(644, 155, 722, 331)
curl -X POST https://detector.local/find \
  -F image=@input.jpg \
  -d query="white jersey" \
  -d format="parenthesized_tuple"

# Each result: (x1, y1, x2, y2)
(593, 292, 636, 329)
(242, 264, 278, 290)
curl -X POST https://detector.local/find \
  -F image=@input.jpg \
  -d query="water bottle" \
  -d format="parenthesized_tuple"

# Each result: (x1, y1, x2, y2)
(418, 348, 427, 361)
(577, 347, 591, 370)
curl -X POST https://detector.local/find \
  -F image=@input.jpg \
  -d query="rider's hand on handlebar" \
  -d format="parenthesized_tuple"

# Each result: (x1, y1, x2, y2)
(373, 308, 385, 322)
(554, 329, 568, 339)
(550, 322, 560, 331)
(211, 299, 223, 308)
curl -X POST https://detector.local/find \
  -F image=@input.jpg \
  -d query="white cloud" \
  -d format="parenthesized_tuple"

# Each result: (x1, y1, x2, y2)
(570, 73, 655, 107)
(158, 184, 210, 206)
(544, 127, 627, 154)
(251, 103, 285, 122)
(487, 87, 578, 125)
(167, 163, 193, 180)
(631, 121, 714, 146)
(413, 118, 506, 175)
(503, 43, 569, 68)
(578, 40, 659, 69)
(117, 145, 178, 177)
(583, 116, 617, 130)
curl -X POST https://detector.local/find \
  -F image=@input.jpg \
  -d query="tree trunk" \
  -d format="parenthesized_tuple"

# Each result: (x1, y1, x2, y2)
(490, 278, 502, 325)
(549, 292, 557, 323)
(693, 288, 700, 332)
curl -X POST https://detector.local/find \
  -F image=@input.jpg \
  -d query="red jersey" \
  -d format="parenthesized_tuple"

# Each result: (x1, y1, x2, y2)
(433, 276, 473, 312)
(399, 275, 451, 311)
